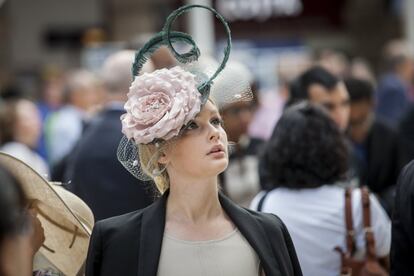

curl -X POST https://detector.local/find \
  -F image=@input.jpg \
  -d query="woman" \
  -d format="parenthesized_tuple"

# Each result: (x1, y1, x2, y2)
(85, 4, 301, 276)
(251, 102, 391, 276)
(0, 164, 45, 276)
(0, 151, 96, 276)
(0, 164, 32, 276)
(0, 98, 49, 177)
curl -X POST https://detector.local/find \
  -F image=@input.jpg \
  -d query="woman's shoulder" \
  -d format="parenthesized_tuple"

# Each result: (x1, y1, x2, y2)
(93, 201, 157, 236)
(94, 209, 143, 234)
(398, 160, 414, 191)
(222, 192, 288, 236)
(101, 208, 144, 223)
(243, 206, 288, 234)
(250, 186, 345, 210)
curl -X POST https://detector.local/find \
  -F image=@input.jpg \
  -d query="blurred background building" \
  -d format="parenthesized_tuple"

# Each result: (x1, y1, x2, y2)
(0, 0, 413, 94)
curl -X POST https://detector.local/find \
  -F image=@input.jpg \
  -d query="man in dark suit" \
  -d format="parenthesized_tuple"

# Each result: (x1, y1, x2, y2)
(64, 51, 155, 221)
(286, 66, 350, 132)
(345, 78, 405, 213)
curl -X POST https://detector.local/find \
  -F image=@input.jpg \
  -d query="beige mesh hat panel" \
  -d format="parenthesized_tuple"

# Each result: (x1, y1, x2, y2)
(0, 152, 94, 276)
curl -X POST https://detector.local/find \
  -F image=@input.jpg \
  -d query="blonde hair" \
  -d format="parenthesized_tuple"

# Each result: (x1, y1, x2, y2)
(138, 143, 170, 194)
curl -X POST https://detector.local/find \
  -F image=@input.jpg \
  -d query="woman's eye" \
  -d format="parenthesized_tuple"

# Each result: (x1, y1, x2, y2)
(185, 121, 198, 130)
(211, 118, 223, 126)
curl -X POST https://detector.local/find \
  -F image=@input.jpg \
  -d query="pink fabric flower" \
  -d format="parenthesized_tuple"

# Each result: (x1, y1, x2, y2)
(121, 66, 201, 144)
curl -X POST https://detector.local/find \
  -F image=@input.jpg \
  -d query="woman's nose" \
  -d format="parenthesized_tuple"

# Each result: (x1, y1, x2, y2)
(209, 125, 220, 141)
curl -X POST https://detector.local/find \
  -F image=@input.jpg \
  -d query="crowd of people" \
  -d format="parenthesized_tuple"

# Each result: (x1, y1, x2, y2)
(1, 4, 414, 276)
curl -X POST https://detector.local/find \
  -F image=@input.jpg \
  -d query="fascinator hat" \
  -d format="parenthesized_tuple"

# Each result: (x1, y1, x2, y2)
(117, 4, 252, 181)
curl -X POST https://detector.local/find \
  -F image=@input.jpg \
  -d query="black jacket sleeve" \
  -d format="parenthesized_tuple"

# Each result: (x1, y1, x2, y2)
(85, 221, 103, 276)
(257, 212, 303, 276)
(391, 160, 414, 275)
(278, 216, 303, 276)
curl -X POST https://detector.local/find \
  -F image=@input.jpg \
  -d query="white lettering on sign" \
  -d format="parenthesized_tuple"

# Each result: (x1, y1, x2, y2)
(216, 0, 303, 21)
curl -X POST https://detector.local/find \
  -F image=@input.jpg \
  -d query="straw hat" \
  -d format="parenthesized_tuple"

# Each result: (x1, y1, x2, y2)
(0, 152, 94, 276)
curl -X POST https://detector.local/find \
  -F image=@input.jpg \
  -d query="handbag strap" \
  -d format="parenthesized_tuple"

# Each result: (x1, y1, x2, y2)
(344, 188, 355, 255)
(361, 186, 377, 261)
(257, 190, 271, 212)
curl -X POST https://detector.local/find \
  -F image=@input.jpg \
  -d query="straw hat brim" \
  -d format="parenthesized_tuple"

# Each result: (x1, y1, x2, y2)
(0, 152, 94, 276)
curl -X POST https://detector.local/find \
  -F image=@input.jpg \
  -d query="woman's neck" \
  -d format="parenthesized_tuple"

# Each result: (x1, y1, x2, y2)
(164, 177, 235, 241)
(166, 177, 222, 224)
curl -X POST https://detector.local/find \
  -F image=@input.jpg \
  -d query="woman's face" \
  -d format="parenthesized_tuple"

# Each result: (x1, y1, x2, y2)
(14, 100, 42, 148)
(221, 101, 255, 142)
(160, 101, 228, 179)
(0, 234, 33, 276)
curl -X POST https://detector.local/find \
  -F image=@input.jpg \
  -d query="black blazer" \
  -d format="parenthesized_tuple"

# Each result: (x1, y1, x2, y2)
(64, 107, 153, 221)
(86, 192, 302, 276)
(391, 160, 414, 275)
(358, 119, 404, 194)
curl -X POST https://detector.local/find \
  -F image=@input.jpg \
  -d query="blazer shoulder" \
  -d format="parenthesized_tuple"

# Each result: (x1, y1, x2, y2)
(94, 196, 162, 231)
(244, 208, 288, 234)
(397, 160, 414, 193)
(94, 207, 146, 235)
(86, 202, 154, 276)
(402, 160, 414, 176)
(220, 193, 288, 235)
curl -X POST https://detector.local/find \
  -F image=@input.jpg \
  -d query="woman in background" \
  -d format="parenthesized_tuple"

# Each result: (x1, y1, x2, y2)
(251, 102, 390, 276)
(0, 98, 49, 177)
(0, 164, 44, 276)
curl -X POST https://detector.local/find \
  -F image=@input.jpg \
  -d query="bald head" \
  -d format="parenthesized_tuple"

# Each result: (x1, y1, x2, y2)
(101, 50, 154, 95)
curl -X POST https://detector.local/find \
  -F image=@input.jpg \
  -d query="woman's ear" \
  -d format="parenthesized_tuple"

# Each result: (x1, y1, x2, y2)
(158, 150, 169, 165)
(156, 141, 172, 165)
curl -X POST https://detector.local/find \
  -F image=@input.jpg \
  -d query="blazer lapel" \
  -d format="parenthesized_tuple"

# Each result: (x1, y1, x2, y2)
(219, 193, 283, 276)
(137, 192, 167, 276)
(136, 191, 284, 276)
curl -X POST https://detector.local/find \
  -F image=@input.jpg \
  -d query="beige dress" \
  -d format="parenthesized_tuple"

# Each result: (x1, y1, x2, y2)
(157, 229, 261, 276)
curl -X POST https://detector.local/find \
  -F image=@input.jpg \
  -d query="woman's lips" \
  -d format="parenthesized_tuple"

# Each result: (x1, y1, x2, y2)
(207, 145, 225, 158)
(208, 145, 224, 155)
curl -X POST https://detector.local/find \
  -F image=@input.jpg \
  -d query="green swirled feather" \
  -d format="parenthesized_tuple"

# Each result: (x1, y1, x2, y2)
(131, 4, 232, 104)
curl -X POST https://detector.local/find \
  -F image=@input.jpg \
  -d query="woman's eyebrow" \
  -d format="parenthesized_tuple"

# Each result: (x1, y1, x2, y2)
(195, 110, 220, 118)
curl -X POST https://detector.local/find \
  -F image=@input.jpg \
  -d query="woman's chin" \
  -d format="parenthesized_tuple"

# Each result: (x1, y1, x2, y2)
(198, 159, 228, 176)
(212, 159, 228, 175)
